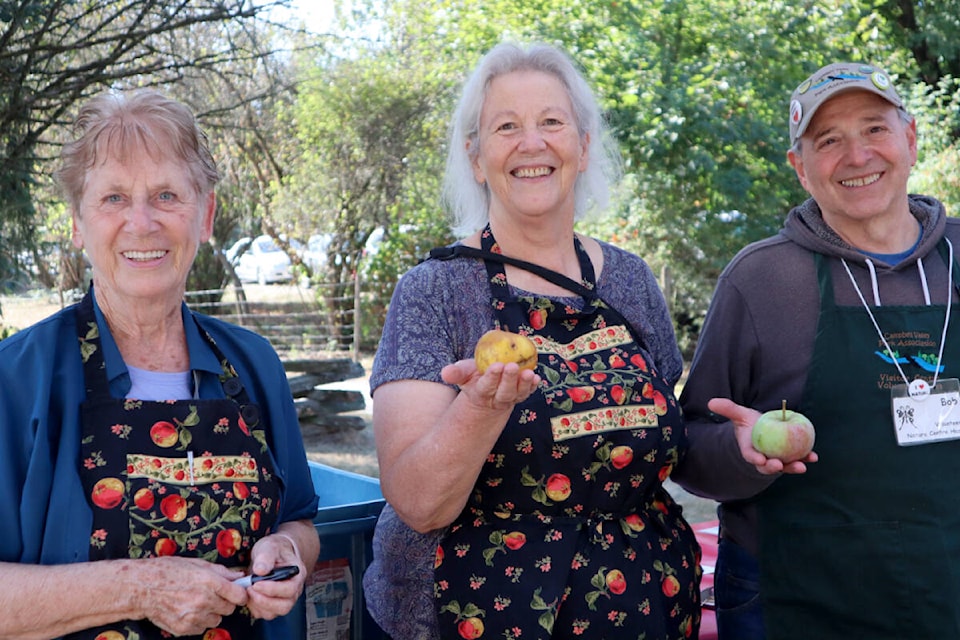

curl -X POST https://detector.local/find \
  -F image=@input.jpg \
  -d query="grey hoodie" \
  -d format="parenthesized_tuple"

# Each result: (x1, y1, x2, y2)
(673, 194, 956, 556)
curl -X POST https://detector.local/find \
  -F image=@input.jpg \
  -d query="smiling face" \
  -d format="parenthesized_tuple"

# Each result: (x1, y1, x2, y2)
(788, 90, 917, 240)
(470, 70, 588, 225)
(73, 147, 215, 307)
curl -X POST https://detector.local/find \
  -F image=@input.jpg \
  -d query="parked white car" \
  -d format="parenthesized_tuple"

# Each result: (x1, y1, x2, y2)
(303, 233, 333, 272)
(300, 225, 417, 277)
(226, 235, 299, 285)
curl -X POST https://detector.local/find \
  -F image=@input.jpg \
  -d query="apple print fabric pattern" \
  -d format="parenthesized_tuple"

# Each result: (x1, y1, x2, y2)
(433, 228, 701, 639)
(72, 292, 281, 640)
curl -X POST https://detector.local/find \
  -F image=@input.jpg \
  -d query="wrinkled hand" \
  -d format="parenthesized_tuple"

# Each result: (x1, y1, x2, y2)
(138, 557, 247, 636)
(244, 534, 308, 620)
(441, 359, 540, 412)
(707, 398, 817, 475)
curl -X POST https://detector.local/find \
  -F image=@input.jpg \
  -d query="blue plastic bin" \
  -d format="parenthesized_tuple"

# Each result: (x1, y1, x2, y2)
(298, 461, 387, 640)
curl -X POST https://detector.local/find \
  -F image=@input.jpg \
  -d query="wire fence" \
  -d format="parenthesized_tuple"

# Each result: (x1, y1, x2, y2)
(185, 279, 363, 361)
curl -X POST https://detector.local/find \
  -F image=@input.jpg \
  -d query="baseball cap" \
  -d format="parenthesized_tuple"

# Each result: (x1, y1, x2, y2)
(789, 62, 904, 145)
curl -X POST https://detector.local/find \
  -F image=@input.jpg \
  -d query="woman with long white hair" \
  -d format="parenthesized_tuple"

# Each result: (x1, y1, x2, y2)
(363, 41, 700, 639)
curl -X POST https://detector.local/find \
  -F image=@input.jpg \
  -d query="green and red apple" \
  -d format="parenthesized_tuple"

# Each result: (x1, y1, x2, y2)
(149, 420, 178, 448)
(91, 477, 124, 510)
(154, 538, 177, 557)
(457, 617, 484, 639)
(503, 531, 527, 551)
(544, 473, 572, 502)
(160, 494, 188, 522)
(610, 445, 634, 469)
(661, 574, 681, 597)
(216, 528, 242, 558)
(751, 401, 815, 463)
(623, 513, 645, 533)
(605, 568, 627, 595)
(133, 487, 155, 511)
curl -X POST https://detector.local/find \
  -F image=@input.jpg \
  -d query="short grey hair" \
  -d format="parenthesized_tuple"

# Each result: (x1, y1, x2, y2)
(56, 90, 220, 213)
(443, 41, 622, 237)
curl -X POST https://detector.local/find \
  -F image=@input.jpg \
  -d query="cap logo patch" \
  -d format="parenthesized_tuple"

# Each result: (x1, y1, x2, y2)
(790, 100, 803, 126)
(871, 71, 891, 91)
(812, 73, 863, 92)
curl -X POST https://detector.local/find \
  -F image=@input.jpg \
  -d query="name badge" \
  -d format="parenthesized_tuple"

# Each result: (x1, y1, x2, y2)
(891, 378, 960, 446)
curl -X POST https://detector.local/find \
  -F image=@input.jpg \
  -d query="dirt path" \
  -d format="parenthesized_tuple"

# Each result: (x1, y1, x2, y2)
(302, 355, 379, 478)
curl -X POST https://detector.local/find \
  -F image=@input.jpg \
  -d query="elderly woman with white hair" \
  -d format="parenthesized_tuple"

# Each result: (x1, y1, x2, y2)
(363, 41, 701, 639)
(0, 90, 319, 640)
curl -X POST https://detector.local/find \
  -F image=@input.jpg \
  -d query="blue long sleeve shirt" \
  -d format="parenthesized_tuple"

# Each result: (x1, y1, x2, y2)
(0, 292, 319, 638)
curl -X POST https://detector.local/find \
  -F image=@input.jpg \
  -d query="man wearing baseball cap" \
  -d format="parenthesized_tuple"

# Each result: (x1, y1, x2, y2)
(788, 62, 907, 145)
(673, 61, 960, 639)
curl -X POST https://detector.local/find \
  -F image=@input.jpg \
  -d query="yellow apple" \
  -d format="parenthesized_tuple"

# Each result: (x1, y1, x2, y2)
(474, 329, 538, 373)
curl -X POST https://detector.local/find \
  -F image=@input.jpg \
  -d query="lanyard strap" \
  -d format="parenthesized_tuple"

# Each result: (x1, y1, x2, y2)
(841, 237, 954, 388)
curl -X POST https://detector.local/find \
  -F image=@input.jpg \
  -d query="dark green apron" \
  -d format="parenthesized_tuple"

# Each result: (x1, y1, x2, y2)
(758, 244, 960, 639)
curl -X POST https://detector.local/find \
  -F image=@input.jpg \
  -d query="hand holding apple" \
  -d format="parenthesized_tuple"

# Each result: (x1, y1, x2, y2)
(435, 329, 540, 413)
(473, 329, 538, 373)
(707, 397, 817, 474)
(751, 400, 816, 463)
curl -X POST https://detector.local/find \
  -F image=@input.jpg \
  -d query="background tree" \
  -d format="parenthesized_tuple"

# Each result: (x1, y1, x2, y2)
(0, 0, 292, 292)
(274, 25, 453, 346)
(327, 0, 960, 352)
(166, 15, 315, 297)
(5, 0, 959, 354)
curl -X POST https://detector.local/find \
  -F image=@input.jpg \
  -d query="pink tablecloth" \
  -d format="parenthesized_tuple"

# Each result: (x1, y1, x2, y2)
(694, 520, 719, 639)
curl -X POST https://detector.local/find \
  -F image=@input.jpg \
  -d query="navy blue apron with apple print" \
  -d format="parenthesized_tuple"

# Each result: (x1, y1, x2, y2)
(431, 227, 700, 639)
(70, 291, 282, 640)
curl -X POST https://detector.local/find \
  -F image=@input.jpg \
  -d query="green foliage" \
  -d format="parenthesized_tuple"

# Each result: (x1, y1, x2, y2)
(0, 0, 284, 295)
(326, 0, 960, 350)
(909, 75, 960, 216)
(359, 212, 456, 350)
(273, 35, 454, 342)
(7, 0, 960, 354)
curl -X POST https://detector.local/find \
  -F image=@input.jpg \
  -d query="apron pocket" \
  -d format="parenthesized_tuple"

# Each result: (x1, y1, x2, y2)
(761, 520, 917, 638)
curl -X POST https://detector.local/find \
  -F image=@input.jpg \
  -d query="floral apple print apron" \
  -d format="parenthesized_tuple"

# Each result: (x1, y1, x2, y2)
(758, 245, 960, 638)
(433, 228, 700, 639)
(70, 291, 282, 640)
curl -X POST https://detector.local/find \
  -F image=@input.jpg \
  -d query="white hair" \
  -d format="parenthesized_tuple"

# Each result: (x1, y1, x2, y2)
(442, 41, 622, 237)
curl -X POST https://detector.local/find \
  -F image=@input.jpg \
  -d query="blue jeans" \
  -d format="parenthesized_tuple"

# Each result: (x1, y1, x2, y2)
(715, 538, 765, 640)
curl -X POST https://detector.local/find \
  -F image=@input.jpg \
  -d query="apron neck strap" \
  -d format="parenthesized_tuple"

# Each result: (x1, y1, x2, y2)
(429, 244, 597, 300)
(75, 290, 261, 427)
